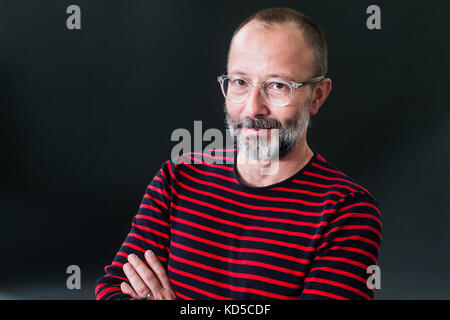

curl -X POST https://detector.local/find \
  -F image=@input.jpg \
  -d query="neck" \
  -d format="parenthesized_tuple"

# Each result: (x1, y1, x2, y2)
(235, 135, 314, 187)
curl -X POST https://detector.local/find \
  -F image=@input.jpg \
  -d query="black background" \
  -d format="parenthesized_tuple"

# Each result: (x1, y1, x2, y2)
(0, 0, 449, 299)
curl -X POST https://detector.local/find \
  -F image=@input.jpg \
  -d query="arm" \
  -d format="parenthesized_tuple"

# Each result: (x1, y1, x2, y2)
(299, 192, 382, 300)
(95, 160, 174, 300)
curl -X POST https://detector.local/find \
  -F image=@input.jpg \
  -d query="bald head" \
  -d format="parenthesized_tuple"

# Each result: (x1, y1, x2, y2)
(228, 20, 315, 80)
(227, 7, 328, 77)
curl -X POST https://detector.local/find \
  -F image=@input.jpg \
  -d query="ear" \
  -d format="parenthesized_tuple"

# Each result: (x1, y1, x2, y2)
(309, 78, 332, 116)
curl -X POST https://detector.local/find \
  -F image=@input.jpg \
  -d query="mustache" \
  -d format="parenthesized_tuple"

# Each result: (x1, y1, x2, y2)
(235, 117, 283, 130)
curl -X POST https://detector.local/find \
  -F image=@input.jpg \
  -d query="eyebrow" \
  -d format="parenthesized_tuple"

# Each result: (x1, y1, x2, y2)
(228, 70, 296, 81)
(267, 73, 296, 81)
(228, 71, 249, 77)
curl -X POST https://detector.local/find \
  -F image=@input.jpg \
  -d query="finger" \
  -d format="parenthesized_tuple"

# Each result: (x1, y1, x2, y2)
(145, 250, 173, 289)
(123, 262, 151, 299)
(127, 253, 162, 294)
(120, 281, 140, 300)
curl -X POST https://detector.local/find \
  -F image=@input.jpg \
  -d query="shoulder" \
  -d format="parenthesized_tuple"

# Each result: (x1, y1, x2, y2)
(309, 153, 379, 205)
(310, 154, 382, 231)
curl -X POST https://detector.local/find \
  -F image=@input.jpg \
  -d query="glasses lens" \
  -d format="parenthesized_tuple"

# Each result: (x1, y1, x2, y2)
(222, 76, 249, 103)
(263, 81, 292, 106)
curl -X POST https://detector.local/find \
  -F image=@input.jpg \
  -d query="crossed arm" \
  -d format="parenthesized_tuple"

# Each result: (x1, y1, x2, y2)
(121, 250, 176, 300)
(95, 161, 382, 300)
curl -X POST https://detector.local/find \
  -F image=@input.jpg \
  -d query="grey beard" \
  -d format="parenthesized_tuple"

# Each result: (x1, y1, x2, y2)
(224, 98, 311, 161)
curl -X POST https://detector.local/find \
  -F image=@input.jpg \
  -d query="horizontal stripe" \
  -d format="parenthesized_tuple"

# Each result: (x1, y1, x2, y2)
(269, 186, 347, 198)
(315, 256, 369, 270)
(131, 222, 170, 240)
(97, 286, 122, 300)
(172, 186, 334, 218)
(178, 154, 233, 171)
(179, 169, 345, 206)
(328, 246, 377, 263)
(170, 215, 317, 252)
(128, 232, 166, 250)
(309, 266, 367, 284)
(169, 264, 299, 300)
(301, 288, 348, 300)
(170, 253, 300, 289)
(95, 149, 381, 301)
(304, 277, 371, 300)
(184, 162, 238, 183)
(173, 202, 321, 240)
(303, 171, 370, 194)
(331, 212, 382, 227)
(143, 193, 168, 210)
(172, 179, 329, 226)
(169, 277, 232, 300)
(170, 240, 305, 277)
(176, 171, 339, 208)
(291, 179, 358, 193)
(171, 228, 310, 264)
(324, 225, 381, 241)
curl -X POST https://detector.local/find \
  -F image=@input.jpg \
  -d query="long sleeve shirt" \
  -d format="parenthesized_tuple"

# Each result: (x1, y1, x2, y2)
(95, 146, 382, 300)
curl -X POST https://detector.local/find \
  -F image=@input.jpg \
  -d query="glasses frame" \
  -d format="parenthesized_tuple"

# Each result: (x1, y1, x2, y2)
(217, 74, 325, 107)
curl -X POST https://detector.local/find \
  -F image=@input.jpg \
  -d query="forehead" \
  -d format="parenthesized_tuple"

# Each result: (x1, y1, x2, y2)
(228, 21, 314, 79)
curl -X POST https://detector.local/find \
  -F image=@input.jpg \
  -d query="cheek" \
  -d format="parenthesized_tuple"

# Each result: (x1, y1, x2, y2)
(287, 96, 311, 116)
(225, 102, 243, 119)
(292, 90, 311, 105)
(271, 109, 296, 126)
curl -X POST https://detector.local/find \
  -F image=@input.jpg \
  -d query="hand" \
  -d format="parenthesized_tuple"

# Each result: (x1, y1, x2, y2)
(121, 250, 176, 300)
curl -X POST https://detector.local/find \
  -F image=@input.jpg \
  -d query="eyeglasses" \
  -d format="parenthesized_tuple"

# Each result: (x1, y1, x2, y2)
(217, 74, 325, 107)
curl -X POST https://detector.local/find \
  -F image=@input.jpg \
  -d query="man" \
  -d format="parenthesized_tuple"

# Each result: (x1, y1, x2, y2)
(95, 7, 382, 300)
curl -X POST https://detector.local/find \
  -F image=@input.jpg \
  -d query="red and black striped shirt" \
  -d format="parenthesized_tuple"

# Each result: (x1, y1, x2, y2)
(95, 146, 382, 300)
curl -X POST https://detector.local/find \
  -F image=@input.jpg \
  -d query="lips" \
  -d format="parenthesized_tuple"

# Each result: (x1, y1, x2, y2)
(243, 127, 271, 135)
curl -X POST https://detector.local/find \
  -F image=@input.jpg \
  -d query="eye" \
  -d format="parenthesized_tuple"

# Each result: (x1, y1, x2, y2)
(232, 78, 247, 86)
(266, 81, 290, 94)
(272, 82, 286, 90)
(229, 77, 248, 89)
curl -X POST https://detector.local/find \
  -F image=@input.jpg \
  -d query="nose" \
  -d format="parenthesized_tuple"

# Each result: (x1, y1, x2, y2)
(243, 84, 270, 118)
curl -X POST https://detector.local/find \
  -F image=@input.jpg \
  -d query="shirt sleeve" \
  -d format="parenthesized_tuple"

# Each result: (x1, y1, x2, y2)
(299, 191, 382, 300)
(95, 160, 174, 300)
